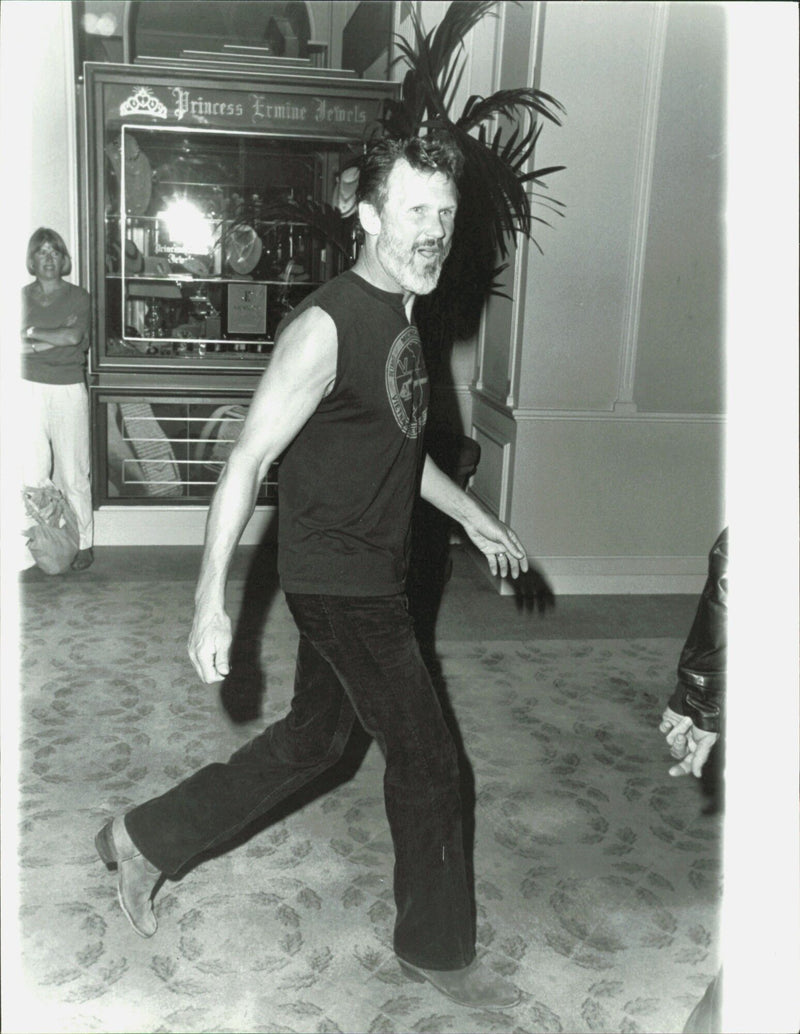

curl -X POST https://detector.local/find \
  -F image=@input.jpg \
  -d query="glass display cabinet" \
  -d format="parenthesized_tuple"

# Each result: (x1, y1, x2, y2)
(81, 63, 397, 505)
(93, 385, 279, 504)
(104, 125, 352, 367)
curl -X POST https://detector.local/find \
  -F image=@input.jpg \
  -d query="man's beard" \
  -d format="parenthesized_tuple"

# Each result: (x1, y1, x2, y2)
(376, 228, 450, 296)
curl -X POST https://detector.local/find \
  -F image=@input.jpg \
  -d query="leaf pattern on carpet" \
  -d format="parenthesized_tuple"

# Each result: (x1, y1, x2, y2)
(11, 580, 721, 1033)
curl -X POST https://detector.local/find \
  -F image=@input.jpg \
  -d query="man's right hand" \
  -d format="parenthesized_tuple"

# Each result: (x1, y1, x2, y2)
(188, 608, 232, 683)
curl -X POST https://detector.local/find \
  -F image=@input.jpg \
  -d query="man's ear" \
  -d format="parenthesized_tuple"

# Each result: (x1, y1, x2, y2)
(358, 200, 381, 237)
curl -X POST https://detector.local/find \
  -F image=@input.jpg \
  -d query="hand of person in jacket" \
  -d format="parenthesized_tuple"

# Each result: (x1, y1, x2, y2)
(659, 706, 719, 778)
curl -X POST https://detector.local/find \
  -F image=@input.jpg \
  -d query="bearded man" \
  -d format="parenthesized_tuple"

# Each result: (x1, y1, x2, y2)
(96, 136, 529, 1009)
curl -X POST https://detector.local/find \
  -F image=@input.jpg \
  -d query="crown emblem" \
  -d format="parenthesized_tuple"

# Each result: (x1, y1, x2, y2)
(119, 86, 168, 119)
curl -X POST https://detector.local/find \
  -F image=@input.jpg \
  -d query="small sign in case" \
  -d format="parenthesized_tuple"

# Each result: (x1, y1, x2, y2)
(226, 283, 267, 336)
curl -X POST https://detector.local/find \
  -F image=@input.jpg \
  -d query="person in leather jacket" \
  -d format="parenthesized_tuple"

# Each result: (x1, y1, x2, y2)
(658, 528, 728, 1034)
(659, 527, 728, 781)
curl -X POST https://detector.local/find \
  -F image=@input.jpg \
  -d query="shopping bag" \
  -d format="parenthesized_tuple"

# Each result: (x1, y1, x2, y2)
(22, 481, 80, 575)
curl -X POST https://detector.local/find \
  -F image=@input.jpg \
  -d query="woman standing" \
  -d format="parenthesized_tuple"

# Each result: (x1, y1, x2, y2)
(21, 228, 94, 570)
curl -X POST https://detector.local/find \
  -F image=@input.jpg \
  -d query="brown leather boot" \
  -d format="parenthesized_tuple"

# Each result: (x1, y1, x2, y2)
(95, 816, 160, 937)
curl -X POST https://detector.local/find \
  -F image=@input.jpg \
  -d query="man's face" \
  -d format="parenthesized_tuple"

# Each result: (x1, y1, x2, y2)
(32, 242, 64, 282)
(374, 159, 458, 296)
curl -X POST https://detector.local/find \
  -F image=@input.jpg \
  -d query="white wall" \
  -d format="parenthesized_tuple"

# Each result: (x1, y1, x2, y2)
(1, 1, 80, 569)
(471, 1, 727, 592)
(517, 2, 658, 412)
(0, 1, 78, 285)
(636, 1, 726, 413)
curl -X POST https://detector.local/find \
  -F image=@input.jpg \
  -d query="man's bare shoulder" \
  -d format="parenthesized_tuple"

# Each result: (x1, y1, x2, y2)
(267, 304, 338, 396)
(275, 303, 337, 355)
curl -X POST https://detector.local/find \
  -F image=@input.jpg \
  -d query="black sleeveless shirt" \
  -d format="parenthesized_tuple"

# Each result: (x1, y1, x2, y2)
(276, 270, 429, 595)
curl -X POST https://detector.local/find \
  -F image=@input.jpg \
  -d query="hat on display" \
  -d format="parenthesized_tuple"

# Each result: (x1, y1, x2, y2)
(143, 255, 170, 277)
(182, 257, 211, 277)
(105, 133, 153, 216)
(331, 165, 359, 217)
(124, 240, 143, 275)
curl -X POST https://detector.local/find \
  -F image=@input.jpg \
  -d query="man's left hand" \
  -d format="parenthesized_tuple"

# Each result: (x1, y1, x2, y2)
(462, 510, 529, 579)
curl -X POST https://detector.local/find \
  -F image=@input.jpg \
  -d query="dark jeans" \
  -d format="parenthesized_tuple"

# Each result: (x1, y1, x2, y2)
(125, 592, 475, 970)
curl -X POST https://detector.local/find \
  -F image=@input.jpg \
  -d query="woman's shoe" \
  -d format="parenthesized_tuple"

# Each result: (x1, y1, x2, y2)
(399, 956, 522, 1009)
(95, 817, 160, 937)
(71, 547, 94, 571)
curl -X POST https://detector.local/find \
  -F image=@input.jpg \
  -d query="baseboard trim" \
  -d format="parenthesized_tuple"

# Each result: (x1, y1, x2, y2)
(466, 545, 708, 596)
(94, 506, 277, 546)
(97, 509, 707, 595)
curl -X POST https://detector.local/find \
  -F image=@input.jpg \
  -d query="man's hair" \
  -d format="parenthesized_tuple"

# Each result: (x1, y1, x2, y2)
(26, 227, 72, 276)
(356, 135, 463, 213)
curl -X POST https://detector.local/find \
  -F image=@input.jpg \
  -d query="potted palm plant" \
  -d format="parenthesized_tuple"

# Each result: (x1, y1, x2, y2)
(379, 0, 565, 361)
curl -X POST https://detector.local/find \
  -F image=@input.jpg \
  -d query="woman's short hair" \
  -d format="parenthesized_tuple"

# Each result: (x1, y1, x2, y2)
(26, 227, 72, 277)
(356, 135, 463, 213)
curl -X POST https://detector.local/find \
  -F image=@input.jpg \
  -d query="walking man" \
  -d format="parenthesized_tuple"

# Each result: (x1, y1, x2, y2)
(96, 135, 529, 1009)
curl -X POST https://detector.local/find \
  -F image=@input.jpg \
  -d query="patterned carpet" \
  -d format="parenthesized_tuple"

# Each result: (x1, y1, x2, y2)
(9, 565, 721, 1034)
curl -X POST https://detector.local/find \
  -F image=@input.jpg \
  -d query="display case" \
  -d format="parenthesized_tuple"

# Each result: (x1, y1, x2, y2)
(84, 64, 396, 372)
(102, 124, 358, 368)
(92, 384, 278, 504)
(81, 63, 397, 505)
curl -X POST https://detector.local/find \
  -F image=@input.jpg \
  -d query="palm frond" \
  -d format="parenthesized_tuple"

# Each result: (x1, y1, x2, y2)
(382, 3, 564, 253)
(450, 123, 562, 258)
(487, 262, 513, 300)
(458, 88, 565, 134)
(390, 1, 498, 128)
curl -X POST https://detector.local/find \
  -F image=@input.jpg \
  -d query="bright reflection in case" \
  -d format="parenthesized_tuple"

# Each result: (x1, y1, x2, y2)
(157, 199, 214, 254)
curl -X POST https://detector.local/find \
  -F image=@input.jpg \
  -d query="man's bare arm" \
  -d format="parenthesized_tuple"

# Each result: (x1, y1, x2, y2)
(188, 306, 337, 682)
(420, 455, 528, 579)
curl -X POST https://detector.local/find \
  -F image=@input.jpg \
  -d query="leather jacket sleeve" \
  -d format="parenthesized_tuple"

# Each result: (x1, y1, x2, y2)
(667, 528, 728, 733)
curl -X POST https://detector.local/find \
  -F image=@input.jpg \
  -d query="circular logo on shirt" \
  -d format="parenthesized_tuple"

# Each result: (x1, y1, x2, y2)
(385, 325, 428, 438)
